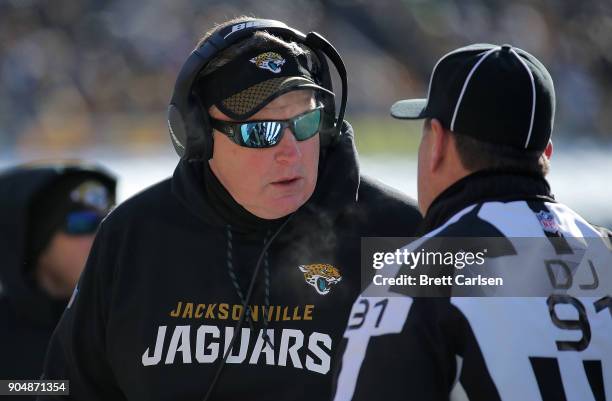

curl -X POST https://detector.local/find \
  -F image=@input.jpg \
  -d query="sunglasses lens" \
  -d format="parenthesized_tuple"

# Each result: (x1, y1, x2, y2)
(65, 210, 104, 235)
(240, 121, 283, 148)
(293, 108, 321, 140)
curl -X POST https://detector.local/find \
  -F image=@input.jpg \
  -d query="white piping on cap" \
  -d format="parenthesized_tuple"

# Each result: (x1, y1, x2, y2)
(450, 47, 500, 131)
(510, 48, 537, 148)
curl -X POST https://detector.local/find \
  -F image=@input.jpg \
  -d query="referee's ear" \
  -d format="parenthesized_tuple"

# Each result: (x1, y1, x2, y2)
(429, 118, 451, 173)
(544, 141, 553, 160)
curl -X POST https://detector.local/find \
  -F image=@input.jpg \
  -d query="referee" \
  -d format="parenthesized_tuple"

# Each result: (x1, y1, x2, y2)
(332, 44, 612, 401)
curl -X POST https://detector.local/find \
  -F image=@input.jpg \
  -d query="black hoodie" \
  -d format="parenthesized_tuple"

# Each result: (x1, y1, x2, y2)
(0, 164, 116, 389)
(40, 123, 422, 401)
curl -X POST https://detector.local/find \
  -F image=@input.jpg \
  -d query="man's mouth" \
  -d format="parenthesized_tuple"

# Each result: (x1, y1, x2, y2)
(271, 177, 302, 187)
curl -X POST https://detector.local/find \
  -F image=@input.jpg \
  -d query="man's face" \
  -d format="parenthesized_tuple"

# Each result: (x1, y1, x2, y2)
(209, 90, 320, 219)
(36, 232, 95, 299)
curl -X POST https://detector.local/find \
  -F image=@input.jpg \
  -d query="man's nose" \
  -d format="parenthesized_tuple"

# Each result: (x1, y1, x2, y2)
(275, 128, 301, 163)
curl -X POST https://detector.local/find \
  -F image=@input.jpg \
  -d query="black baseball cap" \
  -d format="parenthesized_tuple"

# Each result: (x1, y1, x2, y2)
(391, 43, 555, 151)
(26, 173, 115, 269)
(196, 46, 333, 120)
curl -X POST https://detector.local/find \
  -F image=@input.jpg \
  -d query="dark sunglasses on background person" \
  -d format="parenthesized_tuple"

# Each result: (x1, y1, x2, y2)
(210, 106, 324, 149)
(64, 210, 106, 235)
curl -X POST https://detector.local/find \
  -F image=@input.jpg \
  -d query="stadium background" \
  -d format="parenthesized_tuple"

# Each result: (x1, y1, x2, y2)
(1, 0, 610, 225)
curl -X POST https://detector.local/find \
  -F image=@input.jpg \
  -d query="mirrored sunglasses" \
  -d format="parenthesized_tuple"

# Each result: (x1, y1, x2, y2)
(64, 210, 105, 235)
(211, 106, 323, 149)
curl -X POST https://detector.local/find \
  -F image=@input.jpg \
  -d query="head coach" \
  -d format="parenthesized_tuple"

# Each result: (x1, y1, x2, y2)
(39, 17, 421, 401)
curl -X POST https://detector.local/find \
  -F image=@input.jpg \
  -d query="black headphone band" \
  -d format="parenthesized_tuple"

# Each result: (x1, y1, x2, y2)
(305, 32, 347, 134)
(168, 18, 347, 160)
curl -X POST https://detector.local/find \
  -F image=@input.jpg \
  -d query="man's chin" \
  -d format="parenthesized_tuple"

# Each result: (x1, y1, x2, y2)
(266, 195, 306, 219)
(252, 190, 311, 220)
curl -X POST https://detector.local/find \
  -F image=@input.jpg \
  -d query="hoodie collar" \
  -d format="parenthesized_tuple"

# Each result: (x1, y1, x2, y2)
(204, 161, 285, 233)
(171, 121, 360, 233)
(419, 170, 555, 235)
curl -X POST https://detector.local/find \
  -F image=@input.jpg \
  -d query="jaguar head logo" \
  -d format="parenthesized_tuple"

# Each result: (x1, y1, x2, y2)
(70, 181, 111, 212)
(250, 52, 286, 74)
(298, 264, 342, 295)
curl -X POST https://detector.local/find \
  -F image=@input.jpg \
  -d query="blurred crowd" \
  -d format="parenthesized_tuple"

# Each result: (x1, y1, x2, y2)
(1, 0, 611, 151)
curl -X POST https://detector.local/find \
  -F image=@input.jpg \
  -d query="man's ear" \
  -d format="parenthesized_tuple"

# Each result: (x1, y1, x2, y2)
(544, 141, 553, 160)
(429, 118, 450, 172)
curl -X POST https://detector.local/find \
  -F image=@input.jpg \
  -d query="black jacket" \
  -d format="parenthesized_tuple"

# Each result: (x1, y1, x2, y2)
(40, 123, 422, 401)
(0, 165, 116, 393)
(332, 170, 612, 401)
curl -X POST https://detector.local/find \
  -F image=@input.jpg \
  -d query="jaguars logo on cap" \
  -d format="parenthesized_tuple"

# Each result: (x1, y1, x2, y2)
(250, 52, 286, 74)
(70, 181, 111, 212)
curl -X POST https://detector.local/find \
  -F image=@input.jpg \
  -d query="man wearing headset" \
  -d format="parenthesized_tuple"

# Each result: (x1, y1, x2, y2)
(40, 17, 421, 400)
(0, 162, 115, 400)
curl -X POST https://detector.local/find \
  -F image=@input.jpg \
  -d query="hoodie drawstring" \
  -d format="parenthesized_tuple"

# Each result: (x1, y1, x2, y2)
(205, 218, 291, 401)
(226, 226, 256, 331)
(261, 231, 273, 348)
(225, 225, 273, 338)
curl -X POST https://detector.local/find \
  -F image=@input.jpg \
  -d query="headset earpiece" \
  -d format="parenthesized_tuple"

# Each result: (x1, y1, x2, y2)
(167, 104, 188, 158)
(308, 48, 338, 147)
(305, 32, 347, 136)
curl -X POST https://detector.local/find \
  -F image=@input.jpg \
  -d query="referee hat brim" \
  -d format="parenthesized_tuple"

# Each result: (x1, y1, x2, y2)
(390, 99, 429, 120)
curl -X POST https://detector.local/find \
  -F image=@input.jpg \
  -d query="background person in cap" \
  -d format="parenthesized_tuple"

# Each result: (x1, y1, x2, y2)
(39, 17, 421, 401)
(332, 44, 612, 401)
(0, 161, 116, 394)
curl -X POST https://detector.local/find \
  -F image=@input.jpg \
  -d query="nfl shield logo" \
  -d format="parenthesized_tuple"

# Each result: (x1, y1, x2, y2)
(535, 211, 559, 234)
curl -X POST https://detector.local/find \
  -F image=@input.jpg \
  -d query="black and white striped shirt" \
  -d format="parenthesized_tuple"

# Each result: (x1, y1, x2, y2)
(332, 172, 611, 401)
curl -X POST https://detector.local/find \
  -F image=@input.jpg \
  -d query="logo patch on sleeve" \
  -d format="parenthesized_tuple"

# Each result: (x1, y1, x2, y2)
(298, 264, 342, 295)
(535, 210, 560, 234)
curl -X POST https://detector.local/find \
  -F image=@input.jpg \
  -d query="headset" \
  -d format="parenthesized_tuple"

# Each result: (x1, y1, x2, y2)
(167, 18, 348, 160)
